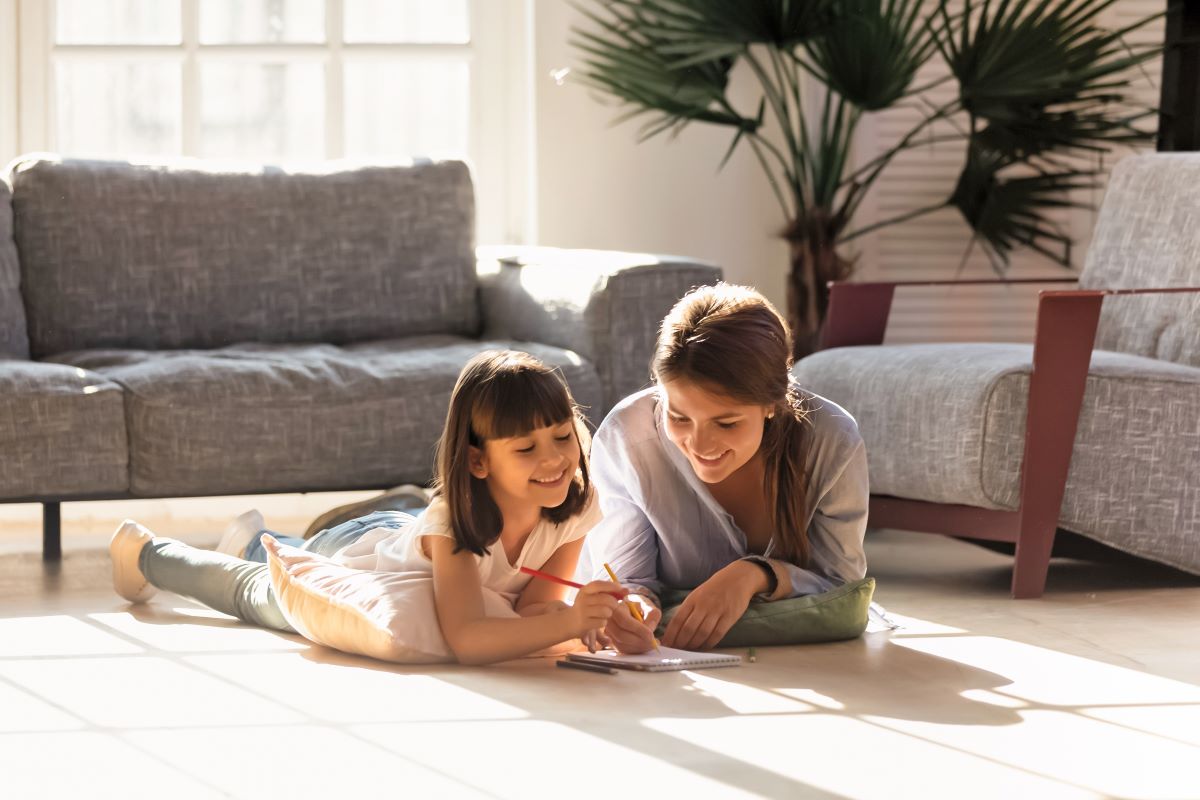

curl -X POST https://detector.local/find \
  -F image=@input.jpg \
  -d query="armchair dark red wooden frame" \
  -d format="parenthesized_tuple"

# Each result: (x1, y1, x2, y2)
(818, 279, 1200, 598)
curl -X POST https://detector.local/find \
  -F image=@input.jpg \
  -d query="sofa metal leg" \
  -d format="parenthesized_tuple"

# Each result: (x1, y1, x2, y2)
(43, 502, 62, 561)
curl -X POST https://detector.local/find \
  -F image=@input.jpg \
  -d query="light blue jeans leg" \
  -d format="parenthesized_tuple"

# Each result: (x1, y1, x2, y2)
(138, 510, 420, 633)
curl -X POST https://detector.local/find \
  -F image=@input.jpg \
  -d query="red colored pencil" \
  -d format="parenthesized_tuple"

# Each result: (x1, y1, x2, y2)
(519, 566, 626, 598)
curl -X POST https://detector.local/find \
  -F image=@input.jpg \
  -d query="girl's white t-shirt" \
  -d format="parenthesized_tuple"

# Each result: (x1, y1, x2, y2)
(333, 493, 602, 605)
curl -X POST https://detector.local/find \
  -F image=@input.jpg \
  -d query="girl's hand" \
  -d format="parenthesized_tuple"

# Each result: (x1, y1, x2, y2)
(567, 581, 622, 639)
(604, 595, 662, 654)
(662, 562, 759, 650)
(580, 628, 612, 653)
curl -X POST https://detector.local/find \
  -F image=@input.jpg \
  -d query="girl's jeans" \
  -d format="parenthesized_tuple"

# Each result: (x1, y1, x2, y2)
(138, 511, 415, 633)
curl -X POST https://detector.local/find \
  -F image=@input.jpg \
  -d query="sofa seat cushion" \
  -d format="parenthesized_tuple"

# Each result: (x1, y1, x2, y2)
(48, 336, 602, 497)
(794, 343, 1200, 573)
(0, 361, 128, 499)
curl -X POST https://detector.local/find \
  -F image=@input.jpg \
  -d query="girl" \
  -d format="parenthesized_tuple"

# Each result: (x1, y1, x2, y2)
(109, 350, 623, 665)
(578, 283, 869, 653)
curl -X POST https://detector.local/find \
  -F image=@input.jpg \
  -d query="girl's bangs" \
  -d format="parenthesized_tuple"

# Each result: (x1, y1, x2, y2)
(471, 367, 574, 441)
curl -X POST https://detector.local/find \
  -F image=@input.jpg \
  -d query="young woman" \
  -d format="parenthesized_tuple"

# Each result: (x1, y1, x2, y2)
(109, 350, 624, 665)
(577, 283, 869, 653)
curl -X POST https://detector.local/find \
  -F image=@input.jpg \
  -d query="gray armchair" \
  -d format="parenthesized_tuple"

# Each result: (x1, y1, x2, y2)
(794, 153, 1200, 598)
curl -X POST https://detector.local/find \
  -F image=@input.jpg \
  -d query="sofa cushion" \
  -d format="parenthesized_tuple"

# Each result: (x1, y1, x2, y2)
(794, 343, 1200, 574)
(10, 156, 478, 358)
(0, 180, 29, 359)
(48, 336, 603, 497)
(1081, 153, 1200, 368)
(0, 361, 128, 499)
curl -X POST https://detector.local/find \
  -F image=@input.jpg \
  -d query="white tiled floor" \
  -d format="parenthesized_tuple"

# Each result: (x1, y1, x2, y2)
(1, 499, 1198, 799)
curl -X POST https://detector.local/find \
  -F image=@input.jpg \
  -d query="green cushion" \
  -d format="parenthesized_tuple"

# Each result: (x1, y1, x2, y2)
(657, 577, 875, 647)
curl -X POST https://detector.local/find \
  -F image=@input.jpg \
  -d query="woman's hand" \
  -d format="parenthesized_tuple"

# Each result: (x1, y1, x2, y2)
(567, 581, 622, 639)
(603, 594, 662, 654)
(662, 561, 761, 650)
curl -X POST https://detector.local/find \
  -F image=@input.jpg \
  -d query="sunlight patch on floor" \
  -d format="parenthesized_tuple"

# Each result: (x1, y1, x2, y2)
(1, 731, 226, 799)
(90, 609, 308, 653)
(893, 636, 1200, 705)
(0, 614, 144, 657)
(868, 709, 1199, 800)
(0, 656, 305, 729)
(0, 680, 86, 732)
(356, 719, 765, 799)
(186, 653, 529, 723)
(643, 712, 1104, 800)
(127, 724, 488, 798)
(682, 670, 816, 715)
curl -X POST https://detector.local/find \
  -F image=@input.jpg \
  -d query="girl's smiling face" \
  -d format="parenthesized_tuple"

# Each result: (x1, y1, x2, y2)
(470, 419, 581, 510)
(660, 379, 772, 485)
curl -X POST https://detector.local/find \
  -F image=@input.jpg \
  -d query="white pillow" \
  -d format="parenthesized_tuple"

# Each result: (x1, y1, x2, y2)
(262, 535, 578, 664)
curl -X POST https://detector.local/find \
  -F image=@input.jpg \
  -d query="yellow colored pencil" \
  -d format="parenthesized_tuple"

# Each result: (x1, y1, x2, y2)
(602, 562, 660, 650)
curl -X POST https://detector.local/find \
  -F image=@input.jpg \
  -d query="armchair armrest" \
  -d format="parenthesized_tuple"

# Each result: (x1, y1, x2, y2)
(819, 278, 1080, 350)
(477, 246, 721, 416)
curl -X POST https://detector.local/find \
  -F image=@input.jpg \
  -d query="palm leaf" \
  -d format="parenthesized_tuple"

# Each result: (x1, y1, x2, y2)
(934, 0, 1162, 156)
(804, 0, 939, 111)
(571, 2, 753, 141)
(949, 145, 1095, 271)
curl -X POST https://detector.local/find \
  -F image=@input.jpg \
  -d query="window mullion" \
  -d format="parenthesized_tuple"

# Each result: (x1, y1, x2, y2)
(18, 0, 51, 153)
(326, 0, 344, 159)
(181, 0, 198, 156)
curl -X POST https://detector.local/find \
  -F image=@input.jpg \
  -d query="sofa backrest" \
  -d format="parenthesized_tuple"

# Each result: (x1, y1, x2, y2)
(1080, 153, 1200, 368)
(9, 156, 477, 358)
(0, 179, 30, 359)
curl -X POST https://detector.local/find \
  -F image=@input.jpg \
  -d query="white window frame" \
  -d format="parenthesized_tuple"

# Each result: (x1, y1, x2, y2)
(4, 0, 534, 245)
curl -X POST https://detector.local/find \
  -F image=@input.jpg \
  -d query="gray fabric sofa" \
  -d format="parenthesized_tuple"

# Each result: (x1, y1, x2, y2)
(795, 152, 1200, 582)
(0, 156, 720, 557)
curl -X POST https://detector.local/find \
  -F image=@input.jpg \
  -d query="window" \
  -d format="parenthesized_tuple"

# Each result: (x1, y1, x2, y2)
(6, 0, 530, 243)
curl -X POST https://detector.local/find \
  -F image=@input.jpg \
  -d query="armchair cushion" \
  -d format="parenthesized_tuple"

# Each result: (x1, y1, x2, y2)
(795, 343, 1200, 573)
(1080, 153, 1200, 367)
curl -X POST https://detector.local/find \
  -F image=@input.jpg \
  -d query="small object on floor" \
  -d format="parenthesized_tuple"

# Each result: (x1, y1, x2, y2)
(748, 647, 756, 663)
(216, 509, 266, 558)
(109, 520, 158, 603)
(556, 659, 618, 675)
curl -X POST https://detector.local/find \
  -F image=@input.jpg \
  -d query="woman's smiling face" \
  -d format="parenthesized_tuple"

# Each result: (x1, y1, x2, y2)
(660, 379, 772, 484)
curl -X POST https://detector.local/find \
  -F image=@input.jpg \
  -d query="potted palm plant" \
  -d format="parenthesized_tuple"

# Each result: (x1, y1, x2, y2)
(571, 0, 1161, 356)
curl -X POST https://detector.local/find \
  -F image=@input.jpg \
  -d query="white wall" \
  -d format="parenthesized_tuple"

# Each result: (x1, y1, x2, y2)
(531, 2, 790, 310)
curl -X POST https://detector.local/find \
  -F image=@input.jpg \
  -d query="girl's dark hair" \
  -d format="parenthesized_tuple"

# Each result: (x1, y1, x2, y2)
(433, 350, 592, 556)
(652, 282, 812, 566)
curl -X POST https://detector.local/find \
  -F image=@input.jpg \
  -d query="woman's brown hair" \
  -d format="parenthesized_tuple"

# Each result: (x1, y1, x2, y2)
(652, 283, 812, 566)
(433, 350, 592, 556)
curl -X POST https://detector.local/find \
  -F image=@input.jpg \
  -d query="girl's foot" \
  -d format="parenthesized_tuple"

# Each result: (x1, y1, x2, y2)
(109, 520, 158, 603)
(215, 509, 265, 558)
